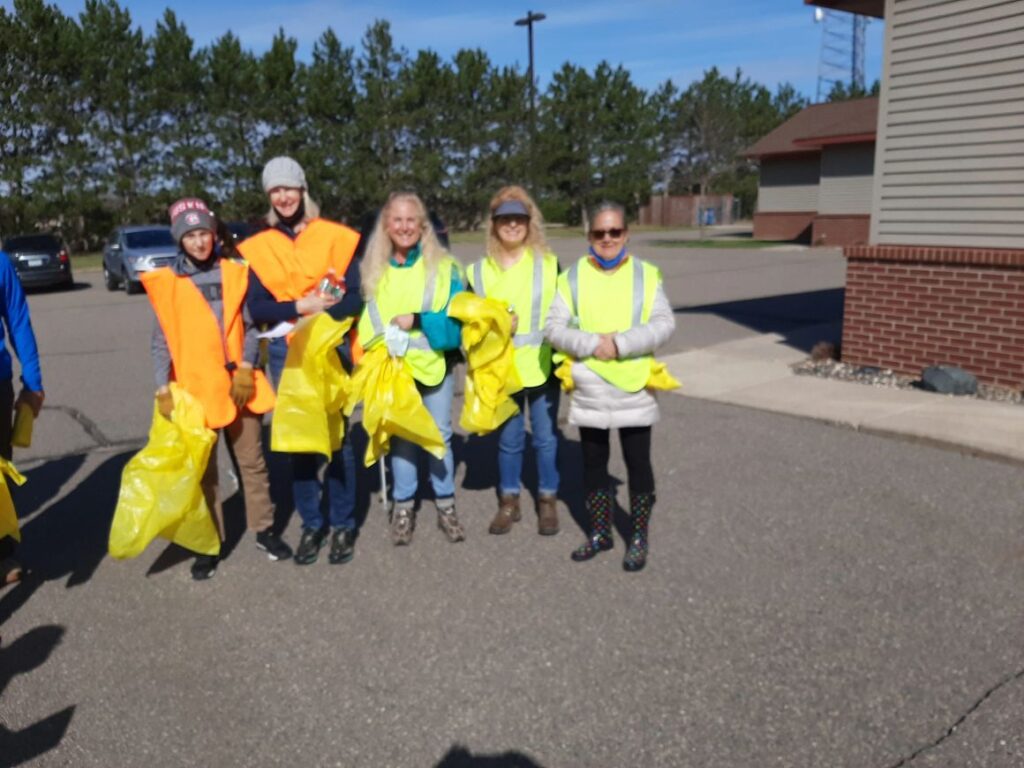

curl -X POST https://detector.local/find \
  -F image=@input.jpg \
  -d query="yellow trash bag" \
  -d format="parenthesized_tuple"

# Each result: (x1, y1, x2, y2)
(108, 384, 219, 559)
(271, 314, 354, 458)
(554, 357, 681, 392)
(347, 344, 445, 468)
(0, 458, 27, 542)
(448, 292, 523, 435)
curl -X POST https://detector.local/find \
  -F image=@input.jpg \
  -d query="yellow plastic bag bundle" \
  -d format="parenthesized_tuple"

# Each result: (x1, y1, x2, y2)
(647, 360, 682, 391)
(271, 314, 354, 458)
(347, 344, 445, 467)
(554, 357, 681, 392)
(108, 384, 219, 559)
(447, 292, 523, 435)
(0, 458, 27, 542)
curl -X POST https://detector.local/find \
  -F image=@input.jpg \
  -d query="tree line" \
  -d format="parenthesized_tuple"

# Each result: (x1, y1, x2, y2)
(2, 0, 862, 249)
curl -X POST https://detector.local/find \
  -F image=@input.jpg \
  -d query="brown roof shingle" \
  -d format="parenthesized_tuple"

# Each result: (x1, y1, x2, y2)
(743, 97, 878, 159)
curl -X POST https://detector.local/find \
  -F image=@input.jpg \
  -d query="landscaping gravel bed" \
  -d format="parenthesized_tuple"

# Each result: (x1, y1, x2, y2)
(792, 358, 1023, 406)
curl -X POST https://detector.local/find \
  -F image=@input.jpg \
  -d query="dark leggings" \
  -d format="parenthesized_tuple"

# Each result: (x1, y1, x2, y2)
(579, 426, 654, 497)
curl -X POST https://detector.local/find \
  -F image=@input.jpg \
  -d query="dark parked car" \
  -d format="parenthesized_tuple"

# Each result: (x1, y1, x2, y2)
(102, 226, 178, 294)
(1, 233, 74, 289)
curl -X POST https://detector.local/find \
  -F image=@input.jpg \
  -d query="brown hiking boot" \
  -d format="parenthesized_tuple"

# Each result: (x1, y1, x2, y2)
(537, 495, 560, 536)
(436, 503, 466, 543)
(489, 494, 521, 535)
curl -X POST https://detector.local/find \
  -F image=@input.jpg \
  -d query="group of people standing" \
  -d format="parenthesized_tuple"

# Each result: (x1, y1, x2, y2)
(1, 154, 677, 587)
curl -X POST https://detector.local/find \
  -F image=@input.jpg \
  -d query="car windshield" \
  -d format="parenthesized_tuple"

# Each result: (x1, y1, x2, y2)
(3, 234, 59, 251)
(125, 229, 175, 249)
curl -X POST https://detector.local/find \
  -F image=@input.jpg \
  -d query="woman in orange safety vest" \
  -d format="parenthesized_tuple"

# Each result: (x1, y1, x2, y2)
(144, 198, 292, 580)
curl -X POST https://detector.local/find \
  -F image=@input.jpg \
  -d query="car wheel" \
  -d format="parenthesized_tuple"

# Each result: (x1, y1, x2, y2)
(122, 270, 141, 295)
(103, 264, 118, 291)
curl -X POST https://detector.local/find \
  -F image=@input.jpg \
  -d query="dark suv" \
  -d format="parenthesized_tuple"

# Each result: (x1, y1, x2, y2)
(102, 226, 178, 294)
(1, 233, 74, 289)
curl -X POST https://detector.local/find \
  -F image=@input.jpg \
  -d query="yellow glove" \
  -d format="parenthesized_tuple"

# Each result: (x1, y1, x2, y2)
(230, 366, 255, 409)
(156, 388, 174, 420)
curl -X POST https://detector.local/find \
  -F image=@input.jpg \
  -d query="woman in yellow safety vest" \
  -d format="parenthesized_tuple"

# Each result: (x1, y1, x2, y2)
(357, 192, 466, 546)
(544, 202, 675, 571)
(143, 198, 289, 580)
(467, 186, 561, 537)
(239, 157, 364, 568)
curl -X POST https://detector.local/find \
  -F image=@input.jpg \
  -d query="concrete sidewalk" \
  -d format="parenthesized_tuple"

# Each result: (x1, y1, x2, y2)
(664, 322, 1024, 464)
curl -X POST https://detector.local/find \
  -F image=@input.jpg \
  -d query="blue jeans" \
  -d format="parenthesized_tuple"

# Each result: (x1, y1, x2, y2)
(270, 336, 356, 531)
(267, 336, 288, 391)
(291, 422, 357, 532)
(391, 370, 455, 505)
(498, 382, 560, 497)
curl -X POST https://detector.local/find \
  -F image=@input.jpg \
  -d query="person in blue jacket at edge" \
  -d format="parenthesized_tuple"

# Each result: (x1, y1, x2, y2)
(0, 246, 45, 588)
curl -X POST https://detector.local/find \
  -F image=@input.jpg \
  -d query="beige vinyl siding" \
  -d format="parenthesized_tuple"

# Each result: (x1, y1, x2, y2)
(870, 0, 1024, 248)
(757, 155, 820, 213)
(818, 143, 875, 215)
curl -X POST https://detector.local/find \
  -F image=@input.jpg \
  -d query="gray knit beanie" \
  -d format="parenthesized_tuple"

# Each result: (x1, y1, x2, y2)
(262, 156, 307, 192)
(168, 197, 216, 243)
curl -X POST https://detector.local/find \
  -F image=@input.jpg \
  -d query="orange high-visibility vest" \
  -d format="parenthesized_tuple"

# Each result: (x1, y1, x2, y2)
(238, 218, 362, 361)
(141, 260, 275, 429)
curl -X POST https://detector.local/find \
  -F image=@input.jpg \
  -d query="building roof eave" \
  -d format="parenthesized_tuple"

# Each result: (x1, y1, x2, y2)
(805, 0, 885, 18)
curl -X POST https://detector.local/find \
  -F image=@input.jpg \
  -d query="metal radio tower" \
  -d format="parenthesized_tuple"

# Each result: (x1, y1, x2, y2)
(814, 8, 867, 101)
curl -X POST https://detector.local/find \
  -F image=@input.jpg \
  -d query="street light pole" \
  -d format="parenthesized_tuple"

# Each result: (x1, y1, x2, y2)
(515, 10, 546, 138)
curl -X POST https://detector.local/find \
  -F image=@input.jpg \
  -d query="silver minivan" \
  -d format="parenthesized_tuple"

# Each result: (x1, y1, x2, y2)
(102, 226, 178, 294)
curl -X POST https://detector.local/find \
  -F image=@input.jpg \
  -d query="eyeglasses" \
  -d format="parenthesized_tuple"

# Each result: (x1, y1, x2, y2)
(495, 215, 529, 226)
(589, 228, 626, 240)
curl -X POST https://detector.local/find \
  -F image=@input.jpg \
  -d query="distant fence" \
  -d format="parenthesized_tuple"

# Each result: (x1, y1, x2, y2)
(638, 194, 736, 227)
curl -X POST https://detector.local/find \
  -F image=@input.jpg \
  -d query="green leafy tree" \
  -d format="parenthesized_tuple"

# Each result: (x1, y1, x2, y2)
(301, 28, 359, 220)
(352, 20, 406, 214)
(206, 31, 263, 217)
(77, 0, 155, 223)
(826, 79, 880, 102)
(149, 10, 209, 203)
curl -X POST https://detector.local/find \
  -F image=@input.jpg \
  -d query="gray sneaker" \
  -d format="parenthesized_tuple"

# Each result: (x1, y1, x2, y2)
(436, 504, 466, 543)
(390, 507, 415, 546)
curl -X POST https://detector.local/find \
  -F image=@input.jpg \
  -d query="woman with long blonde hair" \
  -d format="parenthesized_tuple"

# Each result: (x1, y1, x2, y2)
(467, 186, 562, 537)
(357, 192, 466, 546)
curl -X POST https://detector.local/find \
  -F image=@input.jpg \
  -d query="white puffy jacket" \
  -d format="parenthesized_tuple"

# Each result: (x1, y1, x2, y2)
(544, 266, 675, 430)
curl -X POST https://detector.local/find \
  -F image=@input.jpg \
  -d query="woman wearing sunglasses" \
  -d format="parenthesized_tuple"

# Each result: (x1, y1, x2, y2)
(544, 202, 675, 571)
(467, 186, 561, 537)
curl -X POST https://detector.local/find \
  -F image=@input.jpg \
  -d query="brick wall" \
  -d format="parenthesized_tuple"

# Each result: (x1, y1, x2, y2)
(752, 211, 814, 242)
(842, 245, 1024, 389)
(812, 214, 869, 247)
(639, 194, 734, 227)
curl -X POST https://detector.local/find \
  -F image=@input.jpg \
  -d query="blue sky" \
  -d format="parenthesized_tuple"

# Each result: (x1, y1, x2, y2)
(6, 0, 885, 99)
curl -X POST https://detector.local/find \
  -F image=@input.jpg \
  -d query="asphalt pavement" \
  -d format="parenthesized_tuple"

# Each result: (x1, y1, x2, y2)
(1, 230, 1021, 767)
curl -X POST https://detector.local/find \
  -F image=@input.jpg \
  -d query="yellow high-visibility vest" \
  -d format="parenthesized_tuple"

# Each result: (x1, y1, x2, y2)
(556, 255, 660, 393)
(357, 255, 454, 386)
(467, 248, 558, 387)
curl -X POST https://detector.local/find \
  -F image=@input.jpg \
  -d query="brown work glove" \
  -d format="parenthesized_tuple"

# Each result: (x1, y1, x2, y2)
(230, 366, 255, 409)
(15, 388, 44, 417)
(156, 388, 174, 420)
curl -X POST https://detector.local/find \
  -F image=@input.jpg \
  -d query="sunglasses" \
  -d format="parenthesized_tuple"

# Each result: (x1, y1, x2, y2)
(495, 215, 529, 226)
(589, 228, 626, 240)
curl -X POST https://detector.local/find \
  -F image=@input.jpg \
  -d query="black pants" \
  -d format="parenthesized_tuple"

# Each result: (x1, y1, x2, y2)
(579, 425, 654, 497)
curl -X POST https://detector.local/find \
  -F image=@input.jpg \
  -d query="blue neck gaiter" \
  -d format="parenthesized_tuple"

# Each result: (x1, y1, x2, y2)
(588, 245, 628, 270)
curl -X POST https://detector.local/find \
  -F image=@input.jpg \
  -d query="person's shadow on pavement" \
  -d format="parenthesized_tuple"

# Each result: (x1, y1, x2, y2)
(435, 744, 545, 767)
(0, 624, 76, 765)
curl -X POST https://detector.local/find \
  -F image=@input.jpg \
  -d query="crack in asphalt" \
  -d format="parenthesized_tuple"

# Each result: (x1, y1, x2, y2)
(885, 665, 1024, 768)
(43, 404, 114, 447)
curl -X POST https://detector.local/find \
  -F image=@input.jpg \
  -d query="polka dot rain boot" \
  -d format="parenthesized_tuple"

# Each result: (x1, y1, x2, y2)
(571, 488, 614, 562)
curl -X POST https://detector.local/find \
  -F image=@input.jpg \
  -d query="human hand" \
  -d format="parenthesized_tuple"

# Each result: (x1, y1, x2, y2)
(391, 314, 414, 331)
(296, 292, 338, 316)
(593, 334, 618, 361)
(15, 388, 44, 418)
(230, 365, 255, 408)
(156, 387, 174, 420)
